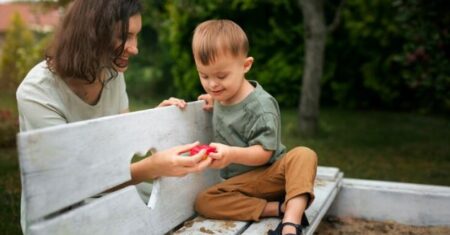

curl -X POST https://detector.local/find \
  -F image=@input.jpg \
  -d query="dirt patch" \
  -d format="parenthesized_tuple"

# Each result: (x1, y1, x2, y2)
(314, 216, 450, 235)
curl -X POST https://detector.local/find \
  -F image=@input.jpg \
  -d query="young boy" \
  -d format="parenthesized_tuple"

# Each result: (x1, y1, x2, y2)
(192, 19, 318, 235)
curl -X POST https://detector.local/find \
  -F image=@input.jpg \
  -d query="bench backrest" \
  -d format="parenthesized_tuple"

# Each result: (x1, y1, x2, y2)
(17, 101, 222, 235)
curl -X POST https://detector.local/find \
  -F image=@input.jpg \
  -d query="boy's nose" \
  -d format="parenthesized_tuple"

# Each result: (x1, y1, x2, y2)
(209, 80, 218, 88)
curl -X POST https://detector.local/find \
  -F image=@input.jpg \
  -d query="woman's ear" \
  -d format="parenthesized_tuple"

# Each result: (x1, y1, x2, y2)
(243, 56, 254, 73)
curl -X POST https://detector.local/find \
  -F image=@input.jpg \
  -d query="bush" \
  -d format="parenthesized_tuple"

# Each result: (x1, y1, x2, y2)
(0, 110, 18, 147)
(0, 13, 49, 92)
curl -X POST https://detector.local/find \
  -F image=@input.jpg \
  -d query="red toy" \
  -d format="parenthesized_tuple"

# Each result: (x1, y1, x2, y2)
(189, 145, 216, 156)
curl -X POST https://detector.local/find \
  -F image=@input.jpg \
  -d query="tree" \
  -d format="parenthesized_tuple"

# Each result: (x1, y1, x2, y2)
(297, 0, 326, 136)
(297, 0, 345, 136)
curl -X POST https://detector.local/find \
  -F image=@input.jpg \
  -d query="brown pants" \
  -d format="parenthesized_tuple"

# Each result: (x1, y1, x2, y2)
(195, 146, 318, 221)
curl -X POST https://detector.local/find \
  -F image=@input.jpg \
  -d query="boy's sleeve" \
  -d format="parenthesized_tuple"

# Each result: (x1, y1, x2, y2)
(247, 113, 280, 151)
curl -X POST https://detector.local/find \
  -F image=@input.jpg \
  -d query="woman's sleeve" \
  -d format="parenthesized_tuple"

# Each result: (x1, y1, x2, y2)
(16, 89, 66, 131)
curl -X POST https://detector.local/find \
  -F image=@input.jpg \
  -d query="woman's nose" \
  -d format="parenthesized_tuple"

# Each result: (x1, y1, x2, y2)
(126, 39, 139, 56)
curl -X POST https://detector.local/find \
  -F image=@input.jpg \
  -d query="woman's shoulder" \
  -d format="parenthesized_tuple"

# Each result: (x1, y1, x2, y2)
(17, 61, 58, 100)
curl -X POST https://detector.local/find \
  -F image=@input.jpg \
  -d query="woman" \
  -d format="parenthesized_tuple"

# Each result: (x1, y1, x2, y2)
(16, 0, 211, 231)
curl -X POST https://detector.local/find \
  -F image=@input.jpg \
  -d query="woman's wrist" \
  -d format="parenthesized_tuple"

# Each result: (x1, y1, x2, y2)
(130, 156, 159, 183)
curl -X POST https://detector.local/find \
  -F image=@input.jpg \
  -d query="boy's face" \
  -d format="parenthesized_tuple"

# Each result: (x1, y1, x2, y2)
(195, 52, 253, 105)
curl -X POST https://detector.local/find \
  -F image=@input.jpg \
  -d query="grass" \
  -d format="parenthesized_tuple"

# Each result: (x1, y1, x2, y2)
(281, 108, 450, 186)
(0, 95, 449, 234)
(0, 148, 21, 234)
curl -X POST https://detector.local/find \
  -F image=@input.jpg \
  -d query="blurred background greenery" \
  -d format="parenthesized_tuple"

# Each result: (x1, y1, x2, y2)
(0, 0, 449, 234)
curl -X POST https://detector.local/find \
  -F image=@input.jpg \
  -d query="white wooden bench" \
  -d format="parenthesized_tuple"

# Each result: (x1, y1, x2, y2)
(18, 101, 342, 235)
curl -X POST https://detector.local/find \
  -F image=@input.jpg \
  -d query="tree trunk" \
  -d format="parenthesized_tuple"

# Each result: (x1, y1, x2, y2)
(298, 0, 326, 136)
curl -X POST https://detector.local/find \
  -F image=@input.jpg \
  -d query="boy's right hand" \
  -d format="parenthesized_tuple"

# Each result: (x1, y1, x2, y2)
(207, 143, 234, 169)
(198, 94, 214, 111)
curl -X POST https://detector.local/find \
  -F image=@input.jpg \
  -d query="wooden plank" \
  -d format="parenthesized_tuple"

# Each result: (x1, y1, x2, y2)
(242, 172, 343, 235)
(28, 187, 153, 235)
(302, 173, 343, 235)
(316, 166, 340, 180)
(27, 168, 221, 235)
(327, 178, 450, 226)
(147, 169, 222, 234)
(173, 217, 249, 235)
(17, 102, 213, 225)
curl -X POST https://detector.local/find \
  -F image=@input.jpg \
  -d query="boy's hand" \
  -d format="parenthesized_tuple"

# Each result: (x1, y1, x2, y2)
(198, 94, 214, 111)
(207, 143, 234, 169)
(157, 97, 187, 109)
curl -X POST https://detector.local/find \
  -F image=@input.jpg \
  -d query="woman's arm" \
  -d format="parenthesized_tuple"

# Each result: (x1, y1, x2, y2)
(129, 142, 212, 184)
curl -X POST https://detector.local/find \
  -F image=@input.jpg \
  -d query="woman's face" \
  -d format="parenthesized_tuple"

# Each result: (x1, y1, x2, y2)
(113, 14, 142, 73)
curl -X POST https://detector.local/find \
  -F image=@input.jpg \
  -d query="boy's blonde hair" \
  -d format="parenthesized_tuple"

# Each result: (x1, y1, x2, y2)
(192, 19, 249, 65)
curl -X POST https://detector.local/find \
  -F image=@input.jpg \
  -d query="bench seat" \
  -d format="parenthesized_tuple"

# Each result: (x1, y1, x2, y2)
(173, 166, 343, 235)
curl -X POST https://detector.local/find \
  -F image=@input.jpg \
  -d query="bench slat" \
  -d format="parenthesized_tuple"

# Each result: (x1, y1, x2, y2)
(316, 166, 340, 180)
(173, 217, 249, 235)
(148, 170, 222, 234)
(29, 187, 153, 235)
(18, 102, 214, 226)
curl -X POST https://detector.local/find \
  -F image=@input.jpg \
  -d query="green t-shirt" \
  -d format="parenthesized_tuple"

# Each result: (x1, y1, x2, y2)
(213, 80, 286, 179)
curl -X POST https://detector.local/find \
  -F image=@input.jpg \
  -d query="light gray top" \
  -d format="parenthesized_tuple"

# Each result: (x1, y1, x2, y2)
(16, 61, 128, 232)
(16, 61, 129, 132)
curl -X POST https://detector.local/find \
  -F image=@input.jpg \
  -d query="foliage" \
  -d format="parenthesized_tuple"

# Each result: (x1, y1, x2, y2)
(134, 0, 304, 106)
(129, 0, 448, 113)
(323, 0, 449, 113)
(9, 1, 444, 113)
(0, 13, 49, 92)
(394, 0, 450, 113)
(0, 109, 18, 147)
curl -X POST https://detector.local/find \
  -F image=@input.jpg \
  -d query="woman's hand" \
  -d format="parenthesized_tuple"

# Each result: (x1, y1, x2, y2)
(207, 143, 234, 169)
(157, 97, 187, 109)
(130, 142, 212, 182)
(198, 94, 214, 111)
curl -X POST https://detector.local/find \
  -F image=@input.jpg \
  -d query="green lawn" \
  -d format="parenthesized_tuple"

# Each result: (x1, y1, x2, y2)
(281, 108, 450, 186)
(0, 95, 449, 234)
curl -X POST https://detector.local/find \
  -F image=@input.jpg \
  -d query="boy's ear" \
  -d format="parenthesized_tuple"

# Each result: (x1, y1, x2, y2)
(243, 57, 254, 73)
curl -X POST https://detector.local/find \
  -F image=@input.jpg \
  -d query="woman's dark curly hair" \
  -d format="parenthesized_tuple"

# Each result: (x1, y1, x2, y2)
(46, 0, 142, 83)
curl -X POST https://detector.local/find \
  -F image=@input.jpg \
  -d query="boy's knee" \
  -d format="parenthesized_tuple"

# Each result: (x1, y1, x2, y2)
(194, 190, 212, 216)
(289, 146, 318, 164)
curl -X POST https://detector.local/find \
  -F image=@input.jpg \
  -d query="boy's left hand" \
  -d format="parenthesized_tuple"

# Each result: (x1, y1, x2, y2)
(198, 94, 214, 111)
(207, 143, 233, 169)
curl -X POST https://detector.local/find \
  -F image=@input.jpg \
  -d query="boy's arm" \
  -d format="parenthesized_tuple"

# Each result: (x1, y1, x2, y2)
(209, 143, 272, 169)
